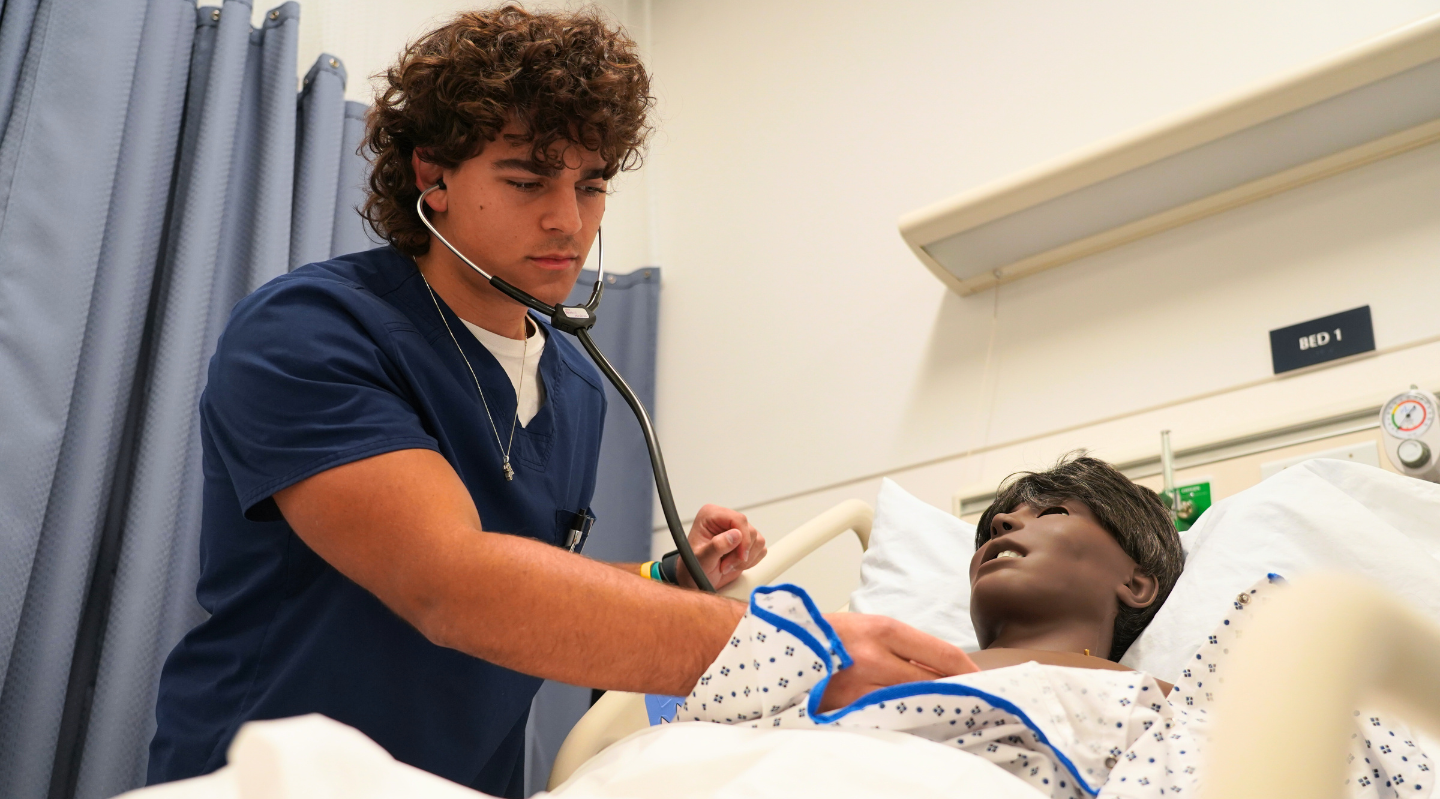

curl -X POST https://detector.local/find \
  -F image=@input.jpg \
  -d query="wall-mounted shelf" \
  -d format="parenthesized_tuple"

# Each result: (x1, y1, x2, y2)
(900, 12, 1440, 296)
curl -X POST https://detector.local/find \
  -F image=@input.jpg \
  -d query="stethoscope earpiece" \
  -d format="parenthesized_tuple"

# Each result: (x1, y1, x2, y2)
(414, 185, 603, 314)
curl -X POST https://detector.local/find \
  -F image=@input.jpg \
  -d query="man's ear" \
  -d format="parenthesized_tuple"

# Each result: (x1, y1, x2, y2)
(1118, 568, 1160, 609)
(412, 151, 447, 212)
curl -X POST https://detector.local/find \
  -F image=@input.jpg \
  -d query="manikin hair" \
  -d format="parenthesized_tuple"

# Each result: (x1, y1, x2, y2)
(975, 453, 1185, 661)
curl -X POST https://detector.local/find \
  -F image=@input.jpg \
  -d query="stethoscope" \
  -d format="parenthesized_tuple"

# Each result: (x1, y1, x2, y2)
(415, 184, 715, 592)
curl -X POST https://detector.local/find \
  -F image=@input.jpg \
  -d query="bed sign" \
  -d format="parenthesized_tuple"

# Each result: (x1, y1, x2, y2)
(1269, 305, 1374, 374)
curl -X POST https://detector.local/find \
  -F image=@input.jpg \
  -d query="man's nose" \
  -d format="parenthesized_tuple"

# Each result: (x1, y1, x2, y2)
(541, 185, 583, 235)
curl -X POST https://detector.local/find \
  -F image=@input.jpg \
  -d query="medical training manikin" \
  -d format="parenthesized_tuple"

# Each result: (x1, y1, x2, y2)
(676, 577, 1433, 799)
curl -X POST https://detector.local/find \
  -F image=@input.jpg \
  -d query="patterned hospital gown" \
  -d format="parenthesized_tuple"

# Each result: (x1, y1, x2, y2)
(674, 578, 1432, 798)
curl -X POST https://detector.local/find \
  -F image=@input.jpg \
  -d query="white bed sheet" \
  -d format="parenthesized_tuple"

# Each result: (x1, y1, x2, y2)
(116, 714, 481, 799)
(550, 723, 1044, 799)
(119, 713, 1044, 799)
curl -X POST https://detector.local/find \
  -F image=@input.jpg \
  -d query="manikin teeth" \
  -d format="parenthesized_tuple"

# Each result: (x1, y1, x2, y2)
(996, 550, 1023, 559)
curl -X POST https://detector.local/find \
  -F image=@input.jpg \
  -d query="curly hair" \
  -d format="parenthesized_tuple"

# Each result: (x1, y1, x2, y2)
(362, 4, 653, 256)
(975, 453, 1185, 661)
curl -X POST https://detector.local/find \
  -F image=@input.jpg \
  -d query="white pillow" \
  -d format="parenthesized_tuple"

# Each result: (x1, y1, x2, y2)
(848, 479, 979, 651)
(1121, 459, 1440, 682)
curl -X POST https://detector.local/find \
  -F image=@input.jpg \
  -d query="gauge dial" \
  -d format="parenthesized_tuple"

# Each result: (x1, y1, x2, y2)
(1397, 439, 1432, 469)
(1382, 392, 1435, 439)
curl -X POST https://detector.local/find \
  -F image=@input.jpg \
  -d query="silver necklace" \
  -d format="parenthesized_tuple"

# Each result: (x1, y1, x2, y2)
(421, 274, 528, 481)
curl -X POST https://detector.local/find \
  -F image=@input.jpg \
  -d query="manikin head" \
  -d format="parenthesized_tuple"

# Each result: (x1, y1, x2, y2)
(361, 5, 652, 307)
(969, 454, 1184, 661)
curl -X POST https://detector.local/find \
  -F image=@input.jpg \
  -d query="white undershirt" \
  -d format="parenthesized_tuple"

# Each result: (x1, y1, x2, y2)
(460, 317, 546, 427)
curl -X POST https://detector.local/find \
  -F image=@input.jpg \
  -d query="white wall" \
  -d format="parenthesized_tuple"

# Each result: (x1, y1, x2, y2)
(638, 0, 1440, 555)
(257, 0, 1440, 562)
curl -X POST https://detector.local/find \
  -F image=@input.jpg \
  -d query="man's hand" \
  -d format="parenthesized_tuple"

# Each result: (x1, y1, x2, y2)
(675, 504, 767, 590)
(818, 614, 978, 712)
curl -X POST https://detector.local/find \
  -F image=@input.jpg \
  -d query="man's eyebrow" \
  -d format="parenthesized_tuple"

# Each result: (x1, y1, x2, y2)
(493, 158, 557, 177)
(492, 158, 609, 181)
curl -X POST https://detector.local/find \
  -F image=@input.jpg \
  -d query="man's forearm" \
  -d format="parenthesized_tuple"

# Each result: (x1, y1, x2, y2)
(607, 561, 648, 577)
(273, 449, 743, 697)
(415, 532, 743, 696)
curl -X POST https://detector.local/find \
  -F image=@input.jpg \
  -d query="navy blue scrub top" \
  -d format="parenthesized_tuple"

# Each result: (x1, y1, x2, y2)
(147, 247, 605, 796)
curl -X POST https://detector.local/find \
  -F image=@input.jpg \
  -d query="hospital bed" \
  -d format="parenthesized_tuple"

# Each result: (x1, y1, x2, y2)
(548, 461, 1440, 799)
(119, 461, 1440, 799)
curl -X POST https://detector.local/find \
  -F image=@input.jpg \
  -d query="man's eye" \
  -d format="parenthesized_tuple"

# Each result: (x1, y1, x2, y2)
(580, 185, 608, 195)
(1038, 506, 1068, 516)
(507, 180, 542, 191)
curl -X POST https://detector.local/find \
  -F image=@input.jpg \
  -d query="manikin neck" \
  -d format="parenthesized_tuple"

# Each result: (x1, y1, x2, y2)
(983, 616, 1112, 660)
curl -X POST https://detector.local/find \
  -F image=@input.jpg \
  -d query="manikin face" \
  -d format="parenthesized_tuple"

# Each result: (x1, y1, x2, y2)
(968, 500, 1148, 650)
(417, 122, 609, 307)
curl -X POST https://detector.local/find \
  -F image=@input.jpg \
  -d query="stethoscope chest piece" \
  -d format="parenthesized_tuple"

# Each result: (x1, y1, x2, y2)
(552, 304, 598, 333)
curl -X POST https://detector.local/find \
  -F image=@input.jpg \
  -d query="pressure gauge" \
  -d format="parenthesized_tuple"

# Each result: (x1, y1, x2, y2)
(1382, 392, 1434, 439)
(1380, 387, 1440, 482)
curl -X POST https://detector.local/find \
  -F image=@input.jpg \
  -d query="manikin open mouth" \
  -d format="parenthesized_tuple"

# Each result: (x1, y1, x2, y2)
(981, 541, 1029, 565)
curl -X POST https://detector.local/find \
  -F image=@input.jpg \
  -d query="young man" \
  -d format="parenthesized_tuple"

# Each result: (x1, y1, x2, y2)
(146, 7, 974, 796)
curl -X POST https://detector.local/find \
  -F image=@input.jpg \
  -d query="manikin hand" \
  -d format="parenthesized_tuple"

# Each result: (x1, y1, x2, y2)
(818, 614, 979, 712)
(675, 504, 767, 591)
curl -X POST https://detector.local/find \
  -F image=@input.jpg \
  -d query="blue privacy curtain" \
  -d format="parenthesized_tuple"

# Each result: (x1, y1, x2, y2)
(524, 267, 663, 795)
(0, 0, 374, 796)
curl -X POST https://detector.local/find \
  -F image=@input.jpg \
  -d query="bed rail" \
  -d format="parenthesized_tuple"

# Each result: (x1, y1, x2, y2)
(714, 498, 873, 602)
(1209, 573, 1440, 799)
(546, 499, 874, 790)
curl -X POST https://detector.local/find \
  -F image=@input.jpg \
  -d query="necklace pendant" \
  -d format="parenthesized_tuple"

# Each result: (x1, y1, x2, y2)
(502, 459, 515, 481)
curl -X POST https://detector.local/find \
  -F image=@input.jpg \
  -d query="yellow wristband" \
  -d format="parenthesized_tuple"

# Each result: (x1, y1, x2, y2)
(639, 561, 656, 580)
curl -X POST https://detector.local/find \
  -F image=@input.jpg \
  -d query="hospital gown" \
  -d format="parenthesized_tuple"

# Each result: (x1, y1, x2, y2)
(675, 577, 1432, 799)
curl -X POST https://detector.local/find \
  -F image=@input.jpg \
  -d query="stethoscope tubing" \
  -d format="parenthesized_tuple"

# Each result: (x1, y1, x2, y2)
(415, 185, 715, 593)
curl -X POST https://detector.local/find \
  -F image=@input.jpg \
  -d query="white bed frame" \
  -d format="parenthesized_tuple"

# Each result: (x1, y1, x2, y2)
(547, 500, 1440, 799)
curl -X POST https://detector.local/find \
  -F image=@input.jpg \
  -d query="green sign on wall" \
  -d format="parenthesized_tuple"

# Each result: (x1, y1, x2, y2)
(1172, 481, 1212, 532)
